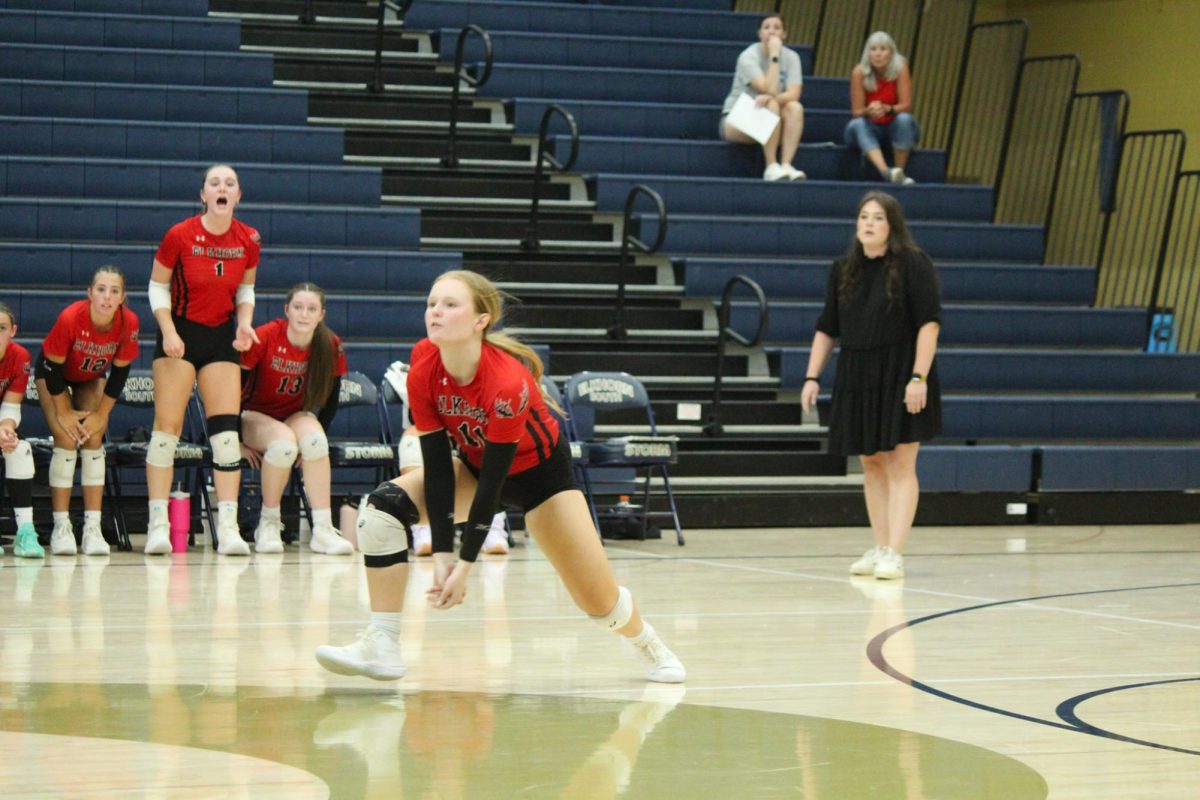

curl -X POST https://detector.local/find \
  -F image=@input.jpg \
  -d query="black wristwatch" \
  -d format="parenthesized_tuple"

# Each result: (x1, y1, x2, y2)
(770, 55, 780, 63)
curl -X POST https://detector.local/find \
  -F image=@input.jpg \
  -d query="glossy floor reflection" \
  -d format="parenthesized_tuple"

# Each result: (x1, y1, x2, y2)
(0, 524, 1197, 798)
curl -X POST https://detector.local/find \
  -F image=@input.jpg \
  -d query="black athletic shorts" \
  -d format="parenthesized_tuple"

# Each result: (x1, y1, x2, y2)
(464, 434, 579, 514)
(154, 315, 238, 369)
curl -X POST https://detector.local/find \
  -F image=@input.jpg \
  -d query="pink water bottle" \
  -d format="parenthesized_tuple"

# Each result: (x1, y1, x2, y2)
(168, 486, 190, 552)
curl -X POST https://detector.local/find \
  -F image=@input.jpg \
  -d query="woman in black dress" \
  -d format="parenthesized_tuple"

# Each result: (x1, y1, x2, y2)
(801, 191, 941, 579)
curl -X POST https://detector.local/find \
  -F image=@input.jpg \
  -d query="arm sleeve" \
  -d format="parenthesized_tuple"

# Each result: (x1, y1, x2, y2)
(814, 261, 842, 337)
(459, 440, 518, 563)
(905, 251, 943, 328)
(419, 429, 457, 553)
(316, 380, 341, 432)
(40, 354, 67, 396)
(103, 362, 131, 399)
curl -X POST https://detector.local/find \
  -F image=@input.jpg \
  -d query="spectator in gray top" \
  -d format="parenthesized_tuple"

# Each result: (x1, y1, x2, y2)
(719, 14, 807, 182)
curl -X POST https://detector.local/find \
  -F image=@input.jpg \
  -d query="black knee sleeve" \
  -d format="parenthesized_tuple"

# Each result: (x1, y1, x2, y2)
(367, 482, 421, 530)
(364, 550, 410, 568)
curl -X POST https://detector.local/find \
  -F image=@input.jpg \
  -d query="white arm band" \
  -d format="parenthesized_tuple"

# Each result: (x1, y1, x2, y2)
(236, 283, 255, 307)
(148, 280, 172, 313)
(0, 402, 20, 426)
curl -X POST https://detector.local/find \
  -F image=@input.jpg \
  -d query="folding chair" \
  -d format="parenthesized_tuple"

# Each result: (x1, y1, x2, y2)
(107, 370, 214, 550)
(562, 371, 684, 545)
(324, 370, 399, 499)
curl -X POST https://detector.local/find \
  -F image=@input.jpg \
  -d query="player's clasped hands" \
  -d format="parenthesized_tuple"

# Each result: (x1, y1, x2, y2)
(428, 553, 471, 609)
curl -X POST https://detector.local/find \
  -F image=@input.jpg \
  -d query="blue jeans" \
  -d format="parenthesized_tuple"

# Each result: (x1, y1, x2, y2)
(844, 113, 920, 153)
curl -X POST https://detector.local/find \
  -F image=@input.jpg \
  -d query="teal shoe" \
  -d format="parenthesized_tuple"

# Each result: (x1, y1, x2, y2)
(13, 522, 45, 559)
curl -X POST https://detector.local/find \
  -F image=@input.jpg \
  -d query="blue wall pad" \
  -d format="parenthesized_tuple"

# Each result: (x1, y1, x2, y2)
(439, 29, 810, 75)
(0, 0, 208, 14)
(563, 135, 947, 183)
(684, 257, 1095, 305)
(0, 199, 420, 248)
(665, 215, 1043, 261)
(1040, 445, 1200, 491)
(0, 43, 274, 88)
(2, 156, 381, 206)
(595, 175, 993, 222)
(407, 0, 760, 41)
(0, 9, 241, 50)
(0, 80, 308, 126)
(736, 301, 1144, 349)
(0, 116, 345, 164)
(917, 445, 1034, 492)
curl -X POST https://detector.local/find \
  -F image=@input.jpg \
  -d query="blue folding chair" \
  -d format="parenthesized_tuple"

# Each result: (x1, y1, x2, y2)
(562, 371, 684, 545)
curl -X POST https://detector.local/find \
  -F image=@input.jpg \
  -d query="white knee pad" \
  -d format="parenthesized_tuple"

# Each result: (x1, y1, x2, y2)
(398, 433, 423, 472)
(3, 439, 35, 480)
(355, 506, 409, 557)
(49, 446, 79, 488)
(209, 430, 241, 471)
(298, 430, 329, 461)
(591, 585, 634, 631)
(80, 447, 106, 487)
(263, 439, 299, 469)
(146, 430, 179, 468)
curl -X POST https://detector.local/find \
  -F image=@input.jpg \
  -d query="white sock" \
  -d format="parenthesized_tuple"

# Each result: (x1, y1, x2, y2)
(370, 611, 402, 640)
(53, 511, 70, 527)
(260, 505, 281, 522)
(217, 501, 238, 528)
(489, 512, 506, 535)
(148, 499, 169, 528)
(312, 508, 333, 529)
(630, 621, 656, 645)
(14, 508, 33, 527)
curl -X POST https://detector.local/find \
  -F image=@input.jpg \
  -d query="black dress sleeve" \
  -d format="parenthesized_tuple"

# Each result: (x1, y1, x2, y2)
(814, 260, 842, 338)
(904, 250, 942, 329)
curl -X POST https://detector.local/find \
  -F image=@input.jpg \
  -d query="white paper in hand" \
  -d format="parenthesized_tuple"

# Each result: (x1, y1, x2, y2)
(726, 93, 780, 145)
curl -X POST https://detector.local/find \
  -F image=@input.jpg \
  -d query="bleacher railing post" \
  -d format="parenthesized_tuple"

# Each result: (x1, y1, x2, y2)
(367, 0, 412, 94)
(441, 25, 493, 169)
(608, 185, 667, 341)
(521, 105, 578, 251)
(704, 276, 768, 437)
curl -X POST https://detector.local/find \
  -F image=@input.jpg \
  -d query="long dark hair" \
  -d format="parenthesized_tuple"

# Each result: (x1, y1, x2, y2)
(286, 282, 337, 412)
(839, 191, 921, 308)
(0, 301, 15, 328)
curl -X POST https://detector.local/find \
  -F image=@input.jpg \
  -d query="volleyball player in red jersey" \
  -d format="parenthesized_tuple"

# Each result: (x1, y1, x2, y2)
(144, 164, 260, 556)
(316, 270, 686, 684)
(239, 282, 354, 555)
(35, 266, 140, 556)
(0, 302, 44, 559)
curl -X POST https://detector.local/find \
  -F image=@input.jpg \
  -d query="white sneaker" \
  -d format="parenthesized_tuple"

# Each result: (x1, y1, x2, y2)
(217, 522, 251, 556)
(144, 523, 171, 555)
(315, 627, 406, 681)
(254, 517, 285, 554)
(850, 545, 885, 575)
(411, 525, 432, 556)
(50, 520, 77, 555)
(630, 624, 686, 683)
(763, 163, 788, 181)
(874, 547, 905, 580)
(888, 166, 915, 185)
(80, 521, 110, 556)
(781, 164, 807, 181)
(481, 525, 509, 555)
(311, 524, 354, 555)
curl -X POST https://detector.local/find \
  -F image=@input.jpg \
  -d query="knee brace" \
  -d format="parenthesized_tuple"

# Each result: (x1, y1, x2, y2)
(3, 439, 35, 480)
(398, 433, 423, 472)
(263, 439, 299, 469)
(298, 429, 328, 461)
(207, 414, 241, 472)
(80, 447, 106, 487)
(49, 446, 79, 488)
(357, 482, 420, 567)
(146, 430, 179, 468)
(591, 585, 634, 631)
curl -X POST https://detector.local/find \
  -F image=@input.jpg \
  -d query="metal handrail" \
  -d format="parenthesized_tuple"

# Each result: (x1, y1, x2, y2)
(704, 275, 768, 437)
(368, 0, 413, 94)
(441, 25, 493, 168)
(521, 104, 579, 251)
(607, 185, 667, 340)
(299, 0, 316, 25)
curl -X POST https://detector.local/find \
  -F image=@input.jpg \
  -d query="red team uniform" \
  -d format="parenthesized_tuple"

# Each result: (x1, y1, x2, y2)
(241, 318, 347, 420)
(154, 216, 261, 325)
(407, 338, 559, 474)
(0, 341, 32, 399)
(41, 300, 140, 383)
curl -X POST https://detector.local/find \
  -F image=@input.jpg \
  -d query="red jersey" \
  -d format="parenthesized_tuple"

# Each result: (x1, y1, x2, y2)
(0, 341, 32, 400)
(240, 318, 347, 420)
(407, 338, 559, 474)
(41, 300, 141, 383)
(154, 215, 261, 326)
(866, 75, 899, 125)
